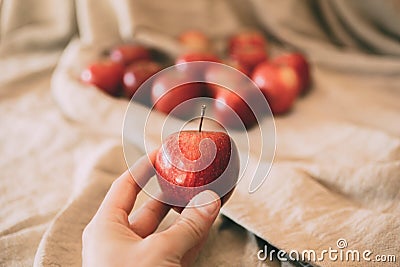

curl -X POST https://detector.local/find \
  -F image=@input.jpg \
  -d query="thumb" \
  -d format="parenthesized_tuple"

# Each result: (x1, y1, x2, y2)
(160, 190, 221, 257)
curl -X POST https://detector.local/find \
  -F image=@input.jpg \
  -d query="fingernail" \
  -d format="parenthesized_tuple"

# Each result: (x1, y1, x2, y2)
(194, 191, 220, 215)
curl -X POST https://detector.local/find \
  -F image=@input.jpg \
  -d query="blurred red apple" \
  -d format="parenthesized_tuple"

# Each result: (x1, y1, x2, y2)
(179, 30, 210, 52)
(123, 60, 162, 102)
(230, 45, 267, 73)
(204, 64, 239, 96)
(252, 62, 300, 115)
(176, 51, 220, 65)
(155, 113, 240, 207)
(228, 30, 267, 52)
(110, 44, 151, 66)
(213, 88, 259, 129)
(272, 53, 311, 94)
(176, 52, 221, 79)
(205, 64, 261, 129)
(80, 60, 124, 96)
(151, 71, 205, 119)
(223, 59, 251, 76)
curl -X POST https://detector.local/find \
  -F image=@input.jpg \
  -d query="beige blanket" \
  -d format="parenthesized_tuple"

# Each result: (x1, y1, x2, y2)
(1, 0, 399, 266)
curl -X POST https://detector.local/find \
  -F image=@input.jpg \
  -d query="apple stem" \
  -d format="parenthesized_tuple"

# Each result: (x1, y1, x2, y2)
(199, 105, 206, 132)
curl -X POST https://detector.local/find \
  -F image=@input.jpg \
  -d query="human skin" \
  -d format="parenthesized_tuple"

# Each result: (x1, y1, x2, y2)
(82, 151, 221, 267)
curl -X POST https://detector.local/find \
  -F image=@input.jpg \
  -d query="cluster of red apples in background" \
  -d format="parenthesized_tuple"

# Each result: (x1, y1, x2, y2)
(80, 45, 163, 101)
(81, 29, 311, 129)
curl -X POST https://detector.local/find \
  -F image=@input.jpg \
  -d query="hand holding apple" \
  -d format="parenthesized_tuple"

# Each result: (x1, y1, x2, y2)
(82, 152, 221, 267)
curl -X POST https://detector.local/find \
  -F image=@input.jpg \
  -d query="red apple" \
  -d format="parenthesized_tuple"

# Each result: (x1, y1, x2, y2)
(230, 45, 267, 73)
(176, 51, 220, 65)
(252, 62, 300, 114)
(80, 60, 124, 96)
(272, 53, 310, 94)
(213, 88, 259, 129)
(228, 30, 267, 52)
(179, 30, 210, 52)
(205, 64, 262, 129)
(204, 64, 242, 96)
(155, 114, 240, 207)
(151, 71, 205, 119)
(223, 58, 251, 76)
(123, 60, 162, 102)
(110, 44, 151, 66)
(176, 52, 221, 79)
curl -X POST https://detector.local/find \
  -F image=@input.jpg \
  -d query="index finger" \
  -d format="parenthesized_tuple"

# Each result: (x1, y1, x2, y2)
(95, 150, 158, 223)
